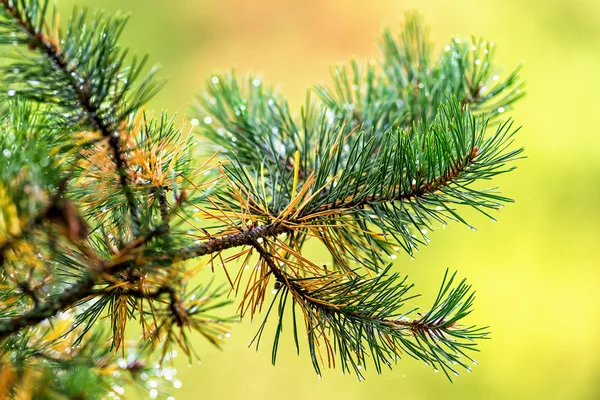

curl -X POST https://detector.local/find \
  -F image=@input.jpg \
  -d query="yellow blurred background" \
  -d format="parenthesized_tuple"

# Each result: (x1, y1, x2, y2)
(60, 0, 600, 399)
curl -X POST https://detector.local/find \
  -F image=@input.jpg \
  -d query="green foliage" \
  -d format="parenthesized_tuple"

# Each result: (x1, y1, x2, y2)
(0, 1, 524, 398)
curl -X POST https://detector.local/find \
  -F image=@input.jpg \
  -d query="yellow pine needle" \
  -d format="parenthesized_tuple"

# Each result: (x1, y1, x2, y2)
(291, 150, 300, 200)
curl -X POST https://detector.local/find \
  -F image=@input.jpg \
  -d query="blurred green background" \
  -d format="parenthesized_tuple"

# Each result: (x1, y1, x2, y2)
(62, 0, 600, 399)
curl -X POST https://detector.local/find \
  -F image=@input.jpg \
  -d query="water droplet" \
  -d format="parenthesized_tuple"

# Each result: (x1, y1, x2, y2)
(434, 369, 439, 373)
(225, 332, 232, 338)
(472, 360, 478, 365)
(252, 78, 261, 87)
(211, 76, 220, 84)
(190, 118, 199, 126)
(149, 389, 158, 399)
(497, 107, 505, 113)
(390, 254, 397, 260)
(3, 149, 12, 158)
(204, 116, 213, 124)
(469, 226, 477, 232)
(420, 228, 428, 235)
(7, 89, 16, 97)
(173, 380, 182, 389)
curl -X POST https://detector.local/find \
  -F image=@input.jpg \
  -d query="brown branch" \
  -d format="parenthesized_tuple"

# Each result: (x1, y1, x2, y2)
(179, 223, 290, 261)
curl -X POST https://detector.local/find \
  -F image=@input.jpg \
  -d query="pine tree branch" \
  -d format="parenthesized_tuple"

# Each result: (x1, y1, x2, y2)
(0, 0, 141, 230)
(179, 222, 290, 260)
(0, 223, 168, 338)
(0, 263, 100, 339)
(249, 238, 486, 378)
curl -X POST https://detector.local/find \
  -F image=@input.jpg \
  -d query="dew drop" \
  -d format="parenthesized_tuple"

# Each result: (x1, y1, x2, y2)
(211, 76, 220, 84)
(190, 118, 199, 126)
(7, 89, 16, 97)
(497, 107, 505, 113)
(252, 78, 261, 87)
(203, 116, 213, 124)
(149, 389, 158, 399)
(173, 380, 182, 389)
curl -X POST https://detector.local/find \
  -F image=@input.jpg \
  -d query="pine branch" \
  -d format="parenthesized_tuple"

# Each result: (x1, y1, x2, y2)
(0, 0, 163, 231)
(0, 263, 99, 338)
(250, 240, 486, 379)
(0, 2, 525, 392)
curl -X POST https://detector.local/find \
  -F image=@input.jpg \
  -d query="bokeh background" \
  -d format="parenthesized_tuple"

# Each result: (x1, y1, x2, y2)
(60, 0, 600, 399)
